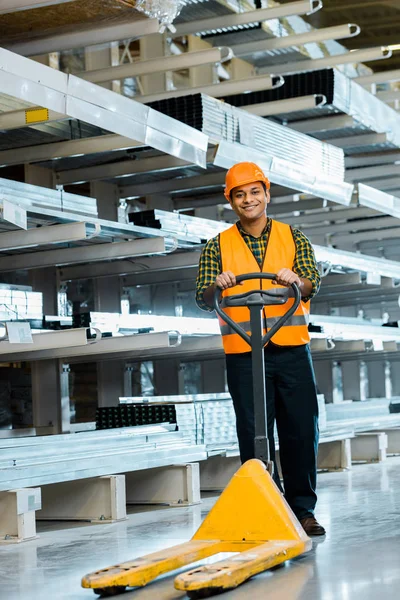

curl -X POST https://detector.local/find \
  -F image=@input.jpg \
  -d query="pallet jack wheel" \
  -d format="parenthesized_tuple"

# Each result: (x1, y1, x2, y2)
(93, 586, 127, 597)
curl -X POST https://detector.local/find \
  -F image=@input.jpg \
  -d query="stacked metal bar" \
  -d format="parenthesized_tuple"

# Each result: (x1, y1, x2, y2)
(0, 426, 206, 490)
(147, 92, 344, 179)
(96, 404, 177, 430)
(120, 393, 328, 451)
(148, 93, 351, 205)
(213, 69, 400, 154)
(0, 287, 43, 320)
(130, 208, 229, 243)
(0, 177, 98, 218)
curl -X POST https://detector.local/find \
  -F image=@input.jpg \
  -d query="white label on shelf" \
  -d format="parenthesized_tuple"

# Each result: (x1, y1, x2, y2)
(6, 322, 33, 344)
(2, 199, 28, 230)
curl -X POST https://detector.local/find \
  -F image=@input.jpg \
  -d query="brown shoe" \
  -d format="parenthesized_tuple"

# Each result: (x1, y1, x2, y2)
(299, 516, 326, 536)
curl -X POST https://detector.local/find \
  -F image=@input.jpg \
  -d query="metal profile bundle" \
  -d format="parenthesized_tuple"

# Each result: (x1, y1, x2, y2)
(0, 288, 42, 320)
(217, 69, 400, 155)
(120, 394, 238, 450)
(148, 93, 351, 205)
(87, 311, 400, 348)
(130, 209, 229, 243)
(2, 331, 178, 363)
(119, 394, 326, 452)
(0, 177, 98, 218)
(96, 404, 177, 430)
(0, 425, 206, 491)
(0, 48, 209, 168)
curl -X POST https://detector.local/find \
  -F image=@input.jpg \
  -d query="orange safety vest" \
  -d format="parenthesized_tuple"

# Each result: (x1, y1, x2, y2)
(217, 220, 310, 353)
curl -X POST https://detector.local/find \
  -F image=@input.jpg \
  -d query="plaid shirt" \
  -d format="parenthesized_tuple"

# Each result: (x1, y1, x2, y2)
(196, 219, 320, 311)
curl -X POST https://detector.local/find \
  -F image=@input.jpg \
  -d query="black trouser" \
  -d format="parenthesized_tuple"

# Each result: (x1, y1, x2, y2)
(226, 342, 319, 520)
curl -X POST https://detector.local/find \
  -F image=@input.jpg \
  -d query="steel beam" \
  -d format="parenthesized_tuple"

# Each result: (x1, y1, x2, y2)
(356, 68, 400, 86)
(290, 114, 356, 134)
(346, 164, 400, 181)
(58, 249, 202, 281)
(5, 18, 160, 57)
(173, 0, 321, 37)
(56, 155, 194, 186)
(244, 95, 326, 117)
(330, 226, 400, 245)
(122, 266, 198, 287)
(0, 135, 143, 167)
(135, 74, 282, 104)
(231, 23, 360, 56)
(80, 48, 231, 84)
(260, 47, 392, 75)
(328, 132, 389, 149)
(0, 237, 167, 271)
(173, 193, 226, 210)
(0, 222, 100, 251)
(0, 328, 89, 355)
(345, 152, 400, 168)
(304, 215, 398, 236)
(119, 172, 225, 199)
(282, 206, 376, 226)
(3, 332, 175, 363)
(323, 273, 362, 287)
(363, 177, 400, 191)
(268, 197, 329, 215)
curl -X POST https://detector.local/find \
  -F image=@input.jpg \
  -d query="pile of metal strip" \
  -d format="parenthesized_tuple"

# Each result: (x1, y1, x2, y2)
(0, 425, 206, 491)
(0, 288, 42, 320)
(326, 398, 393, 421)
(0, 204, 179, 258)
(147, 93, 352, 205)
(119, 393, 328, 452)
(88, 311, 400, 347)
(0, 177, 98, 218)
(217, 69, 400, 155)
(96, 404, 177, 430)
(120, 394, 239, 449)
(0, 48, 209, 169)
(130, 208, 229, 243)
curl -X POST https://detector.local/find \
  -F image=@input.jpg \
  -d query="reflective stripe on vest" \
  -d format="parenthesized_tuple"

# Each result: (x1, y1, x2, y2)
(219, 313, 309, 336)
(218, 220, 311, 353)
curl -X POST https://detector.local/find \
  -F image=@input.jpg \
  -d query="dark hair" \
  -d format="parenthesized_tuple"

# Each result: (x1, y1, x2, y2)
(230, 181, 267, 200)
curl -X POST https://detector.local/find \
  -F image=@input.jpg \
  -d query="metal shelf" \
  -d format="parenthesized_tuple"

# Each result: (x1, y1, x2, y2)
(0, 48, 209, 168)
(3, 331, 178, 363)
(0, 328, 91, 355)
(0, 236, 170, 271)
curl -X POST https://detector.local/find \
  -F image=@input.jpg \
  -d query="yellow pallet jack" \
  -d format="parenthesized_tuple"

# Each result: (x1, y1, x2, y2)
(81, 273, 312, 598)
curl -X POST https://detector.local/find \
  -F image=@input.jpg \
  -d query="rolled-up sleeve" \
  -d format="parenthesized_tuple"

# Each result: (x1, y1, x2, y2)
(195, 236, 221, 312)
(292, 228, 321, 301)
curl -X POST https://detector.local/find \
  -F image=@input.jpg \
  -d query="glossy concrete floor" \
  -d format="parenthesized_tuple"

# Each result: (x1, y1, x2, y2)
(1, 457, 400, 600)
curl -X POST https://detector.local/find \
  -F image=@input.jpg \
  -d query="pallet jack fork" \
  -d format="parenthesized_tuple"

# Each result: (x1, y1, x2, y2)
(81, 273, 312, 598)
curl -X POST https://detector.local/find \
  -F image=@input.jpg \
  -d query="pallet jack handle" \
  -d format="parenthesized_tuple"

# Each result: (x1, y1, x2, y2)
(214, 273, 301, 472)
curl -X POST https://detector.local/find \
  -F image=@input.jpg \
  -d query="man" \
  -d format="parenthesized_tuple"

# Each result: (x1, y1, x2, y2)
(195, 162, 325, 536)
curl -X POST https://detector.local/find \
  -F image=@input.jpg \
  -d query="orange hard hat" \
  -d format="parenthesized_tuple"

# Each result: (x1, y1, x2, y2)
(224, 162, 270, 201)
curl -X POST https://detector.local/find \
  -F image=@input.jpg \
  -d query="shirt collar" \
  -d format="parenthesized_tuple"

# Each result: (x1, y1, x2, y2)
(236, 217, 271, 237)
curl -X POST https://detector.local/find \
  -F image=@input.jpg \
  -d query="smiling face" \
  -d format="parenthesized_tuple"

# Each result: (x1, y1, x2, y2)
(229, 181, 270, 223)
